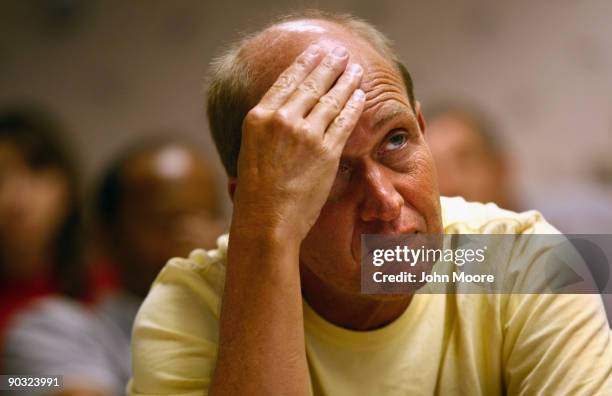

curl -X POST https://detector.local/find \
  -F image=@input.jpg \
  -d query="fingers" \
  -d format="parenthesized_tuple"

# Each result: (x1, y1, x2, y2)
(324, 89, 366, 150)
(258, 44, 323, 110)
(282, 46, 350, 118)
(249, 44, 364, 149)
(306, 62, 363, 131)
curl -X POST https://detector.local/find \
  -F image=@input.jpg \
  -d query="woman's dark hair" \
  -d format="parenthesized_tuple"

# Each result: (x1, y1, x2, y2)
(0, 105, 85, 298)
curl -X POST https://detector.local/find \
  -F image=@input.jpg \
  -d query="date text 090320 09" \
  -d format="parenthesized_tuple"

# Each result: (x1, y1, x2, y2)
(0, 375, 63, 390)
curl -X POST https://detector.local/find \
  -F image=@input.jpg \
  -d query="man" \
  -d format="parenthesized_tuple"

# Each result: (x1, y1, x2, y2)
(425, 103, 517, 211)
(3, 140, 225, 396)
(129, 12, 612, 395)
(93, 140, 225, 298)
(426, 103, 612, 322)
(425, 103, 612, 232)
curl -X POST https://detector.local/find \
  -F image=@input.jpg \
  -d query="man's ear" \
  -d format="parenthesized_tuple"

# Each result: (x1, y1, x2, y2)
(227, 177, 237, 201)
(416, 100, 427, 135)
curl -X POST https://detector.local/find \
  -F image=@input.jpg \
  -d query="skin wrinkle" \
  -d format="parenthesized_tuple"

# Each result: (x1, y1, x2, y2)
(235, 19, 442, 329)
(244, 20, 390, 107)
(360, 71, 410, 120)
(372, 105, 413, 135)
(338, 106, 402, 161)
(343, 98, 419, 161)
(362, 71, 406, 98)
(363, 93, 406, 113)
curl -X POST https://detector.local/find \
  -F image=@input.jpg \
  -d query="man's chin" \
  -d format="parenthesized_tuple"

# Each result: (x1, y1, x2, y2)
(358, 293, 415, 302)
(338, 276, 418, 302)
(332, 273, 421, 300)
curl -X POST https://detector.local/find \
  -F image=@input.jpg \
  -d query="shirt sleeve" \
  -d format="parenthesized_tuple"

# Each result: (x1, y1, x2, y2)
(502, 292, 612, 395)
(128, 254, 225, 396)
(498, 215, 612, 395)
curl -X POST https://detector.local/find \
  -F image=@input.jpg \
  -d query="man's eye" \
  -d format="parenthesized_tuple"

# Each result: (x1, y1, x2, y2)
(383, 131, 408, 152)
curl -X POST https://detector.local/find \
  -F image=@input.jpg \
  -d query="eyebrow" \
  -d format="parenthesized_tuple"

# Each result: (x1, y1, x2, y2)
(372, 104, 410, 131)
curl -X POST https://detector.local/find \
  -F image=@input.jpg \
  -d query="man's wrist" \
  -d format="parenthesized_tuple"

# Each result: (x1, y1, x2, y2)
(229, 207, 304, 246)
(226, 220, 303, 291)
(229, 215, 301, 255)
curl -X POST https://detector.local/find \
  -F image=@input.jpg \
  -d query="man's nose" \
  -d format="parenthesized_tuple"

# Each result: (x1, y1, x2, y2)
(358, 165, 404, 223)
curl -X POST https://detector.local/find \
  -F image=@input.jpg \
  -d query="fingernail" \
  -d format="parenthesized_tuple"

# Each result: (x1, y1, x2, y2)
(305, 44, 320, 56)
(348, 63, 362, 74)
(332, 46, 348, 58)
(354, 89, 365, 100)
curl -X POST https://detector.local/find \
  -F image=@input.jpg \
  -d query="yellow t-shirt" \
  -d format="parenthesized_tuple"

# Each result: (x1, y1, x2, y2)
(128, 197, 612, 395)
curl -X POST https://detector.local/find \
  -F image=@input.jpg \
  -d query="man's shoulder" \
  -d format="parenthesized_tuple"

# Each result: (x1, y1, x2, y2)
(134, 234, 229, 333)
(152, 234, 228, 298)
(129, 237, 228, 395)
(440, 196, 557, 234)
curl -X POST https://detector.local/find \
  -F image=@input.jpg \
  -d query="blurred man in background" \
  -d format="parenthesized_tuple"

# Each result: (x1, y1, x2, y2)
(426, 102, 612, 322)
(3, 139, 226, 396)
(425, 103, 518, 211)
(93, 139, 226, 298)
(425, 102, 612, 233)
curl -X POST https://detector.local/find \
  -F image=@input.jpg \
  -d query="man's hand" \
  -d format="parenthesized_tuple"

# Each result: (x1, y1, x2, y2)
(211, 45, 364, 396)
(233, 44, 365, 242)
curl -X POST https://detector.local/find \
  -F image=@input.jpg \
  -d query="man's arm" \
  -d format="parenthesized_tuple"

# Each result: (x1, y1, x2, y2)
(209, 44, 364, 395)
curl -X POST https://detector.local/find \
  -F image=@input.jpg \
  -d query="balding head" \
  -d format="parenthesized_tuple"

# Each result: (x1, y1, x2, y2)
(96, 142, 222, 225)
(241, 19, 389, 102)
(207, 11, 415, 177)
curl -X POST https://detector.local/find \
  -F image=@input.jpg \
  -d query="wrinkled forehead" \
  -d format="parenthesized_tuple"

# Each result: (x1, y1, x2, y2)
(241, 20, 409, 108)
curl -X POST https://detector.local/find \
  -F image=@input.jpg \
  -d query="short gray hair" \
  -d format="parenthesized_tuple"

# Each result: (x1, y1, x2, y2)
(206, 10, 415, 177)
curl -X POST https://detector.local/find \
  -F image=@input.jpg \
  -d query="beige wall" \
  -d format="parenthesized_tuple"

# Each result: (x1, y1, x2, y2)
(1, 0, 611, 199)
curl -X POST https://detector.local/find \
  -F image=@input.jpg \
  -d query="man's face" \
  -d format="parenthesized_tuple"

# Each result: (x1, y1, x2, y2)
(299, 50, 443, 295)
(426, 115, 505, 205)
(112, 147, 224, 295)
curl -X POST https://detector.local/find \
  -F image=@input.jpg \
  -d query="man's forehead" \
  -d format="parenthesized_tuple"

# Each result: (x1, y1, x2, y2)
(243, 18, 413, 140)
(243, 19, 393, 93)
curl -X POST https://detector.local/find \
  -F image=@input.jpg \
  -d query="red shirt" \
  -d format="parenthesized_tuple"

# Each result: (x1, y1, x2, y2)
(0, 260, 120, 350)
(0, 272, 57, 345)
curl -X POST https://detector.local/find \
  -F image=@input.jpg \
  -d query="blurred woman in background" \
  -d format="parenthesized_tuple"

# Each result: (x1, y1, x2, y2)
(0, 106, 85, 342)
(2, 138, 226, 395)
